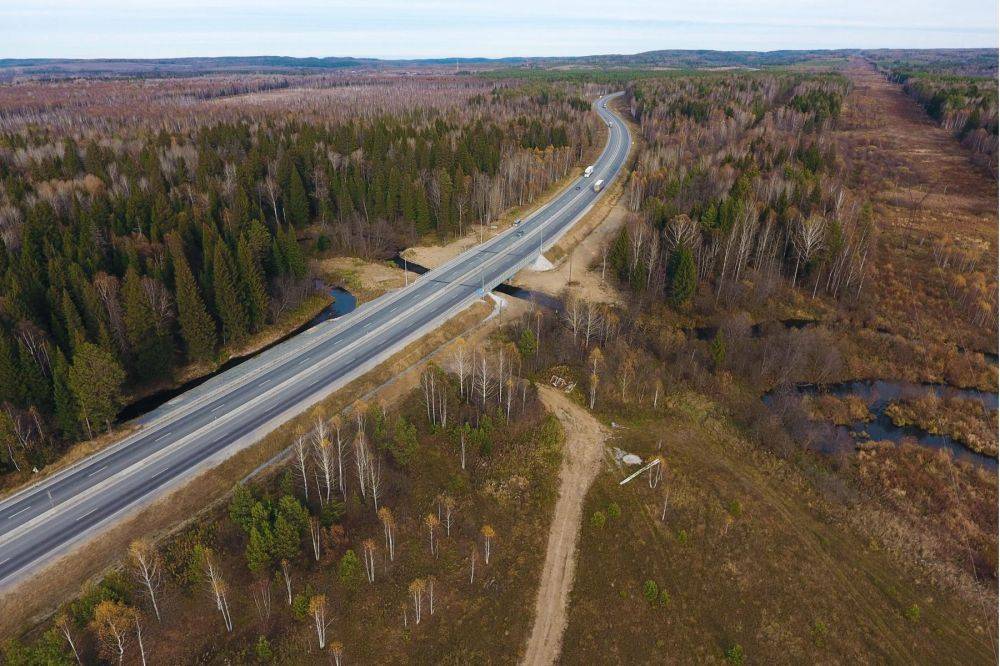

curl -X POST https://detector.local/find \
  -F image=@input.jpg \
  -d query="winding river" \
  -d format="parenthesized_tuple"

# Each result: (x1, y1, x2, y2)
(765, 379, 999, 471)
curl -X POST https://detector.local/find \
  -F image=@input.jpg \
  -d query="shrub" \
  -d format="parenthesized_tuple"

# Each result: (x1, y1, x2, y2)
(590, 511, 607, 529)
(255, 635, 273, 661)
(68, 571, 131, 627)
(517, 328, 538, 357)
(291, 591, 311, 620)
(642, 580, 659, 603)
(812, 619, 828, 646)
(725, 643, 745, 665)
(658, 589, 671, 607)
(677, 529, 689, 545)
(607, 502, 621, 519)
(727, 499, 742, 517)
(905, 604, 921, 623)
(320, 498, 346, 527)
(338, 549, 362, 588)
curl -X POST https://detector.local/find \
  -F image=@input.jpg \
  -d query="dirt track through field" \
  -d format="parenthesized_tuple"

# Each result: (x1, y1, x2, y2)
(522, 386, 608, 666)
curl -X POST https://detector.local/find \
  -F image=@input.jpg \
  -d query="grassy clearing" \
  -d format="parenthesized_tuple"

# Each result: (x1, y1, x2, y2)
(560, 394, 996, 664)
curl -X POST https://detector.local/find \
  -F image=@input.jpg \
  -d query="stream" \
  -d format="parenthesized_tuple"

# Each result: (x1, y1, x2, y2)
(117, 286, 357, 423)
(765, 379, 998, 471)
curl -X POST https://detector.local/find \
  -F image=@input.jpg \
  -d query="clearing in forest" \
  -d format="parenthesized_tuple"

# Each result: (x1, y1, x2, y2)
(522, 386, 609, 665)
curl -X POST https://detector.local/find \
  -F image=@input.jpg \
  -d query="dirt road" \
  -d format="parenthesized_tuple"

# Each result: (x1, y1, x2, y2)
(522, 386, 609, 666)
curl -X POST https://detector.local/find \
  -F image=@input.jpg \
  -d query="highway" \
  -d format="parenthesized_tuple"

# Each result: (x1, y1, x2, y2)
(0, 92, 631, 588)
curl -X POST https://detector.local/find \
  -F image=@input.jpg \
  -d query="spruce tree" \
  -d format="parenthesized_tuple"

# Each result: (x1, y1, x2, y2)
(18, 342, 51, 412)
(710, 330, 727, 370)
(122, 267, 172, 383)
(170, 240, 217, 363)
(213, 244, 249, 346)
(60, 289, 86, 351)
(280, 226, 307, 280)
(0, 330, 22, 405)
(667, 246, 697, 306)
(68, 342, 125, 438)
(285, 165, 310, 226)
(51, 348, 78, 439)
(237, 236, 269, 332)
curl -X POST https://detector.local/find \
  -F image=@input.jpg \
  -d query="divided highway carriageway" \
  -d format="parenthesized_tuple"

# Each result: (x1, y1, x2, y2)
(0, 92, 632, 587)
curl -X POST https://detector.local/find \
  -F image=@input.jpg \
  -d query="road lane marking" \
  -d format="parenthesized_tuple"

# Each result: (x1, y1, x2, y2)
(154, 432, 172, 442)
(86, 465, 108, 478)
(7, 506, 31, 520)
(0, 95, 627, 563)
(75, 507, 97, 522)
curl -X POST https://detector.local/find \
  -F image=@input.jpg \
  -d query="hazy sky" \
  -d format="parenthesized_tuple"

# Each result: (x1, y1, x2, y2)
(2, 0, 997, 59)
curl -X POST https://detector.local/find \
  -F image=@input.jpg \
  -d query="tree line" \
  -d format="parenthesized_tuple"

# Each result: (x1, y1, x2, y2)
(0, 75, 598, 479)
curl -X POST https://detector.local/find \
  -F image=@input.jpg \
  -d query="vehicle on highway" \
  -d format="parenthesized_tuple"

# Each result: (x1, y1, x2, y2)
(0, 91, 631, 590)
(575, 185, 581, 190)
(583, 165, 594, 178)
(593, 179, 605, 192)
(513, 218, 522, 226)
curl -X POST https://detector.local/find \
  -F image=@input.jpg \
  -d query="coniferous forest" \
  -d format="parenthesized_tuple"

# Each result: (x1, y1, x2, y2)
(0, 74, 602, 478)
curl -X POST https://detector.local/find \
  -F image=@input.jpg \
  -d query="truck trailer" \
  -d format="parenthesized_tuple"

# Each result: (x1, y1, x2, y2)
(592, 179, 604, 192)
(583, 165, 594, 178)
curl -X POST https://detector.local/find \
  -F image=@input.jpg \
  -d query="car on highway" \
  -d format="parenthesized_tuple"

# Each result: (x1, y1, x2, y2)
(575, 185, 581, 190)
(516, 229, 525, 237)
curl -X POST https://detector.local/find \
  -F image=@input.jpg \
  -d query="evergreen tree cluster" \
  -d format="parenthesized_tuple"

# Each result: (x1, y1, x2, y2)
(0, 76, 594, 477)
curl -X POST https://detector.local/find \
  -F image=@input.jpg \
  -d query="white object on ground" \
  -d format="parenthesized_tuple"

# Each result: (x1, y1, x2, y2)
(529, 254, 555, 271)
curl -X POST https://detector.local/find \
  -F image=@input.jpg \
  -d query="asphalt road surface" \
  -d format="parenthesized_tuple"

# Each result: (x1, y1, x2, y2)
(0, 92, 631, 588)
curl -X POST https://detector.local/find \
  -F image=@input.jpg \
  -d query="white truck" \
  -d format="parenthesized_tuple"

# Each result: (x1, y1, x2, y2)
(583, 165, 594, 178)
(592, 179, 604, 193)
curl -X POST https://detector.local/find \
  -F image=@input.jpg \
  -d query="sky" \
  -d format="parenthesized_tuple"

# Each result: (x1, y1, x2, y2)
(1, 0, 997, 60)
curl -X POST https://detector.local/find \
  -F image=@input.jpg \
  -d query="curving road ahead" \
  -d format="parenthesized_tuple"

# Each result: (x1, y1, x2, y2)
(0, 93, 631, 588)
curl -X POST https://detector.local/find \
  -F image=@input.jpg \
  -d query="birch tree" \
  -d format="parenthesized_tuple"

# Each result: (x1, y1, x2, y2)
(427, 576, 436, 616)
(293, 434, 310, 501)
(362, 538, 377, 583)
(310, 595, 330, 648)
(425, 513, 440, 557)
(330, 641, 344, 666)
(91, 601, 134, 665)
(281, 558, 293, 605)
(409, 578, 426, 624)
(378, 507, 396, 561)
(201, 548, 234, 632)
(481, 524, 496, 564)
(442, 495, 456, 536)
(331, 415, 346, 498)
(251, 577, 272, 627)
(309, 516, 322, 561)
(451, 338, 469, 398)
(127, 539, 163, 622)
(313, 418, 335, 503)
(54, 613, 82, 664)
